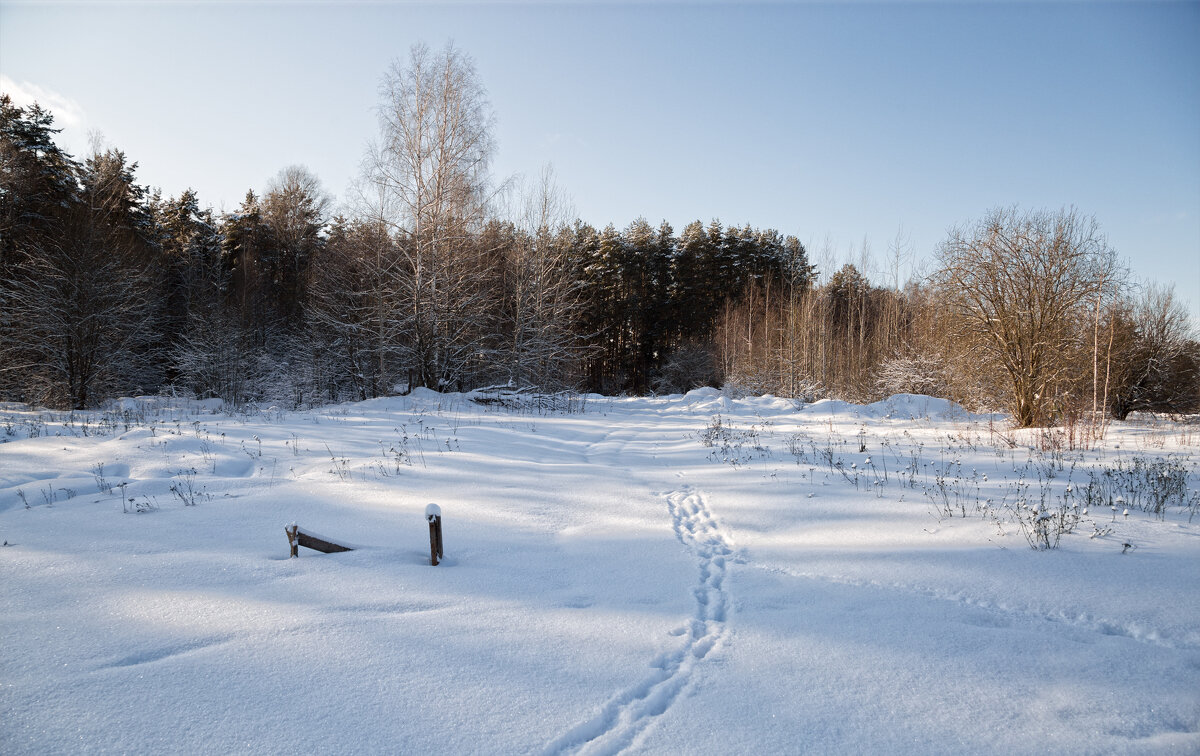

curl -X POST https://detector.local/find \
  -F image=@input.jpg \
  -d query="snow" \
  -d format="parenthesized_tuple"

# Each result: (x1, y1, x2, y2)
(1, 393, 1198, 754)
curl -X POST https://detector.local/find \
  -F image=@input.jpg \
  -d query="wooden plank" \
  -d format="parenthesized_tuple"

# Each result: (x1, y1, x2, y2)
(296, 529, 353, 554)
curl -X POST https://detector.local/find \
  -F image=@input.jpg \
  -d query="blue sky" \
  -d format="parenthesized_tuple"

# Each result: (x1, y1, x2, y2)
(2, 1, 1198, 320)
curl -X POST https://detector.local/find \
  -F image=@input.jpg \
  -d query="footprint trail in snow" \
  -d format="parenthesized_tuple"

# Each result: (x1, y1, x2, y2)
(544, 488, 733, 755)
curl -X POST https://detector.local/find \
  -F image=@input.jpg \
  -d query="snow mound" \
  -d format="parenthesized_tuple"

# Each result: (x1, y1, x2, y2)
(791, 394, 975, 422)
(104, 395, 225, 414)
(800, 398, 863, 417)
(740, 394, 804, 415)
(673, 387, 733, 414)
(867, 393, 970, 420)
(668, 390, 970, 421)
(356, 395, 415, 413)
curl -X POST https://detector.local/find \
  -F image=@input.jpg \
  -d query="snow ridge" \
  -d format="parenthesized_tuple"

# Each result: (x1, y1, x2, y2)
(543, 488, 733, 755)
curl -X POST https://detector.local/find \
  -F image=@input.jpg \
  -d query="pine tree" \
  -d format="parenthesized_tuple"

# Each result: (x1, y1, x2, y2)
(565, 221, 605, 391)
(220, 191, 279, 344)
(2, 145, 163, 407)
(154, 189, 225, 390)
(0, 95, 82, 401)
(261, 165, 328, 324)
(0, 95, 79, 265)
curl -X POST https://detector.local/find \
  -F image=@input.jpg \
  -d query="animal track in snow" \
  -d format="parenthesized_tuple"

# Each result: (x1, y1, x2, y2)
(758, 566, 1200, 651)
(544, 488, 733, 755)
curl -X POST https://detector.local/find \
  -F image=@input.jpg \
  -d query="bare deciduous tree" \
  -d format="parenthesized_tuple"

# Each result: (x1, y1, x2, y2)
(307, 210, 406, 399)
(500, 165, 589, 389)
(1104, 284, 1200, 418)
(366, 42, 499, 391)
(933, 206, 1122, 427)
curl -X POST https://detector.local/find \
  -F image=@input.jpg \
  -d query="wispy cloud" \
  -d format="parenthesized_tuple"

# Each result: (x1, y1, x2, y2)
(1, 75, 86, 131)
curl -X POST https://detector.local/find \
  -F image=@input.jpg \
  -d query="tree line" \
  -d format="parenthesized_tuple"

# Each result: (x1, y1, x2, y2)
(2, 44, 1197, 426)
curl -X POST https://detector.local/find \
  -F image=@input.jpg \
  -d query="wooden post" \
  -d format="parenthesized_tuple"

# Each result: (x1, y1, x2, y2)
(428, 516, 441, 566)
(286, 524, 298, 558)
(425, 503, 443, 566)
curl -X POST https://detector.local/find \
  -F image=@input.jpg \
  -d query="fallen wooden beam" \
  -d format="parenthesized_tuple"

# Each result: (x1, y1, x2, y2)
(286, 524, 354, 558)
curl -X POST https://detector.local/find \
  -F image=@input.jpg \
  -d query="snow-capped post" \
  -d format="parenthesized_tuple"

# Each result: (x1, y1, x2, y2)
(286, 523, 299, 558)
(425, 503, 443, 566)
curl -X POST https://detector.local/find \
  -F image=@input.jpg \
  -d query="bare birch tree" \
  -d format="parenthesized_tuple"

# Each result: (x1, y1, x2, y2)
(366, 42, 499, 390)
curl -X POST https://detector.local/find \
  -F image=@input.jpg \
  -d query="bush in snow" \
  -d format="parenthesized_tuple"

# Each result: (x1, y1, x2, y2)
(874, 355, 950, 399)
(651, 341, 721, 395)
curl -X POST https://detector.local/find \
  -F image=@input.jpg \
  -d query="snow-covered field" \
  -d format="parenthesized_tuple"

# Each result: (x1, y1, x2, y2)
(2, 390, 1198, 755)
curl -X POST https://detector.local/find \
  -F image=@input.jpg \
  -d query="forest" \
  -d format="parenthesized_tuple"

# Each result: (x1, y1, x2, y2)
(2, 45, 1197, 426)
